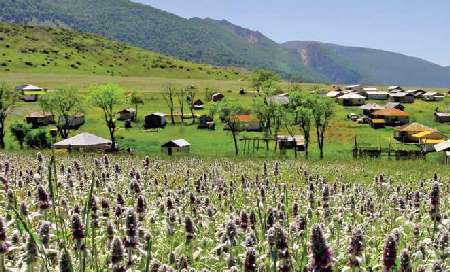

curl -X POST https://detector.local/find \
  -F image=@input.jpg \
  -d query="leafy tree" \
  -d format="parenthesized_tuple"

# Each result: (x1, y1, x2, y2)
(10, 122, 32, 149)
(296, 107, 313, 159)
(40, 88, 82, 139)
(88, 84, 124, 151)
(219, 100, 243, 156)
(25, 129, 51, 149)
(308, 95, 335, 159)
(251, 69, 280, 94)
(0, 82, 18, 149)
(130, 91, 144, 121)
(162, 85, 176, 125)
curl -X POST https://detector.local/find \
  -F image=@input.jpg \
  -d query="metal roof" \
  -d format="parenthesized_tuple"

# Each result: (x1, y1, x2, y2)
(54, 133, 111, 148)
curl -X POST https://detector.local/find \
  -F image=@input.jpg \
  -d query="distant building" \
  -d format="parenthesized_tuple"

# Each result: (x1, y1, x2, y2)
(371, 108, 409, 126)
(144, 112, 166, 129)
(276, 135, 305, 151)
(198, 115, 215, 130)
(59, 113, 85, 129)
(388, 86, 402, 92)
(25, 112, 54, 128)
(54, 132, 112, 151)
(394, 122, 434, 143)
(161, 139, 190, 156)
(266, 94, 289, 106)
(117, 108, 136, 121)
(422, 92, 445, 101)
(336, 93, 366, 106)
(389, 92, 415, 103)
(435, 112, 450, 123)
(345, 84, 363, 92)
(212, 93, 224, 102)
(366, 91, 389, 100)
(360, 103, 385, 116)
(192, 99, 205, 110)
(385, 102, 405, 111)
(15, 84, 46, 102)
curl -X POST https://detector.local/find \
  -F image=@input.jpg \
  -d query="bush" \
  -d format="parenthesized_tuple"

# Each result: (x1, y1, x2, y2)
(25, 129, 51, 149)
(10, 122, 32, 149)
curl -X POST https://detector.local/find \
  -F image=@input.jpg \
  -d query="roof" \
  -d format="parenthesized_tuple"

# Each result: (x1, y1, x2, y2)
(366, 91, 389, 95)
(423, 92, 444, 97)
(389, 92, 413, 97)
(372, 108, 409, 117)
(118, 108, 136, 113)
(54, 133, 111, 148)
(395, 122, 433, 132)
(326, 91, 342, 97)
(412, 130, 443, 139)
(148, 112, 165, 117)
(422, 139, 445, 144)
(276, 135, 305, 145)
(363, 87, 378, 91)
(360, 103, 384, 110)
(435, 112, 450, 117)
(161, 139, 190, 148)
(15, 84, 43, 91)
(388, 86, 402, 90)
(266, 95, 289, 105)
(371, 119, 386, 124)
(434, 140, 450, 152)
(26, 112, 53, 118)
(336, 93, 366, 99)
(385, 102, 403, 109)
(237, 114, 257, 122)
(346, 84, 361, 89)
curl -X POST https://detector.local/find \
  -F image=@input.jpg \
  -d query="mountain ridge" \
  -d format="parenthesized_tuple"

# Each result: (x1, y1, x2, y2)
(0, 0, 449, 87)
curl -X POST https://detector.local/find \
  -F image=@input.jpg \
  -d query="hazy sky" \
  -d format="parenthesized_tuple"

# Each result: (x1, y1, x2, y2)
(133, 0, 450, 66)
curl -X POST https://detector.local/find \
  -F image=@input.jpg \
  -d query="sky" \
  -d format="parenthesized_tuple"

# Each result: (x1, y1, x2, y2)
(133, 0, 450, 66)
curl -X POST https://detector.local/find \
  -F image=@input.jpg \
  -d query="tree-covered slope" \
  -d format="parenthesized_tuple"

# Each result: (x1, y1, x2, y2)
(0, 22, 245, 79)
(284, 41, 450, 87)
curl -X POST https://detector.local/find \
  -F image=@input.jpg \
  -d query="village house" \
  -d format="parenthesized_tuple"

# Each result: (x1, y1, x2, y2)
(366, 91, 389, 100)
(223, 114, 261, 132)
(15, 84, 46, 102)
(161, 139, 190, 156)
(371, 108, 409, 126)
(345, 84, 363, 92)
(212, 93, 224, 102)
(360, 103, 385, 116)
(197, 115, 215, 130)
(434, 140, 450, 164)
(266, 94, 289, 106)
(336, 93, 366, 106)
(59, 113, 85, 129)
(435, 112, 450, 123)
(388, 86, 402, 92)
(405, 89, 425, 98)
(117, 108, 136, 121)
(54, 132, 112, 151)
(144, 112, 166, 129)
(25, 112, 54, 128)
(326, 90, 343, 98)
(411, 130, 447, 152)
(394, 122, 434, 143)
(422, 92, 445, 101)
(385, 102, 405, 111)
(389, 92, 415, 103)
(192, 99, 205, 110)
(276, 135, 305, 151)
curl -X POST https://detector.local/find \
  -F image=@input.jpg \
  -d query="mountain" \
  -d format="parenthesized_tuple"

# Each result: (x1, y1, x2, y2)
(0, 22, 245, 79)
(284, 41, 450, 87)
(0, 0, 449, 87)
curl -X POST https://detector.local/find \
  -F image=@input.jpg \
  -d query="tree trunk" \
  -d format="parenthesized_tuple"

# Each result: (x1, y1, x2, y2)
(170, 108, 175, 125)
(319, 129, 325, 159)
(0, 120, 5, 149)
(135, 104, 138, 121)
(231, 127, 239, 156)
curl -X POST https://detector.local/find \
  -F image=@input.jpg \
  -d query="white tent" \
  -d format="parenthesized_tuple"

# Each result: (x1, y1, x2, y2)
(54, 133, 112, 150)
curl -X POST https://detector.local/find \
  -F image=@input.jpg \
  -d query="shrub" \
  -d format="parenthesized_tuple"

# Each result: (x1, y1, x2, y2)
(25, 129, 51, 149)
(10, 122, 32, 149)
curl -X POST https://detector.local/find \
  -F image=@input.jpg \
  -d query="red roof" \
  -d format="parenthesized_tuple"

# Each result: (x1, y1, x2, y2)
(237, 114, 255, 122)
(372, 108, 409, 117)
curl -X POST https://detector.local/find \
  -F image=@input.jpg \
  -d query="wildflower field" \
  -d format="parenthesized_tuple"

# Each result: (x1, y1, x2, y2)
(0, 152, 449, 271)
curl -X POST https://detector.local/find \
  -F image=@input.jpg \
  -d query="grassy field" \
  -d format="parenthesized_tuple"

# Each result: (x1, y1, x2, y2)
(0, 72, 449, 163)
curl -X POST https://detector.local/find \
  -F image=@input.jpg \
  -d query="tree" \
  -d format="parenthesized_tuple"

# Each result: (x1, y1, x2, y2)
(130, 91, 144, 121)
(185, 85, 197, 124)
(10, 122, 32, 149)
(296, 107, 313, 159)
(308, 96, 335, 159)
(162, 85, 176, 125)
(219, 100, 243, 156)
(88, 84, 124, 151)
(40, 88, 82, 139)
(250, 69, 280, 94)
(0, 82, 18, 149)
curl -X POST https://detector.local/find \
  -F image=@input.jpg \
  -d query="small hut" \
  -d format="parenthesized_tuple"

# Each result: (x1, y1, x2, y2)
(144, 113, 166, 129)
(385, 102, 405, 111)
(238, 115, 261, 132)
(54, 133, 112, 151)
(366, 91, 389, 100)
(25, 112, 54, 128)
(435, 140, 450, 164)
(371, 108, 409, 126)
(369, 119, 386, 129)
(389, 92, 414, 103)
(161, 139, 190, 156)
(16, 84, 45, 102)
(212, 93, 224, 102)
(360, 103, 385, 116)
(192, 99, 204, 110)
(198, 115, 215, 130)
(435, 112, 450, 123)
(276, 135, 305, 151)
(412, 130, 446, 152)
(117, 108, 136, 121)
(394, 123, 434, 143)
(59, 113, 85, 129)
(336, 93, 366, 106)
(422, 92, 445, 101)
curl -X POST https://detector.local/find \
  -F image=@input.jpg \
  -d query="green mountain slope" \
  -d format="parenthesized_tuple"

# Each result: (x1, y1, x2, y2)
(0, 0, 320, 82)
(284, 41, 450, 87)
(0, 22, 245, 79)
